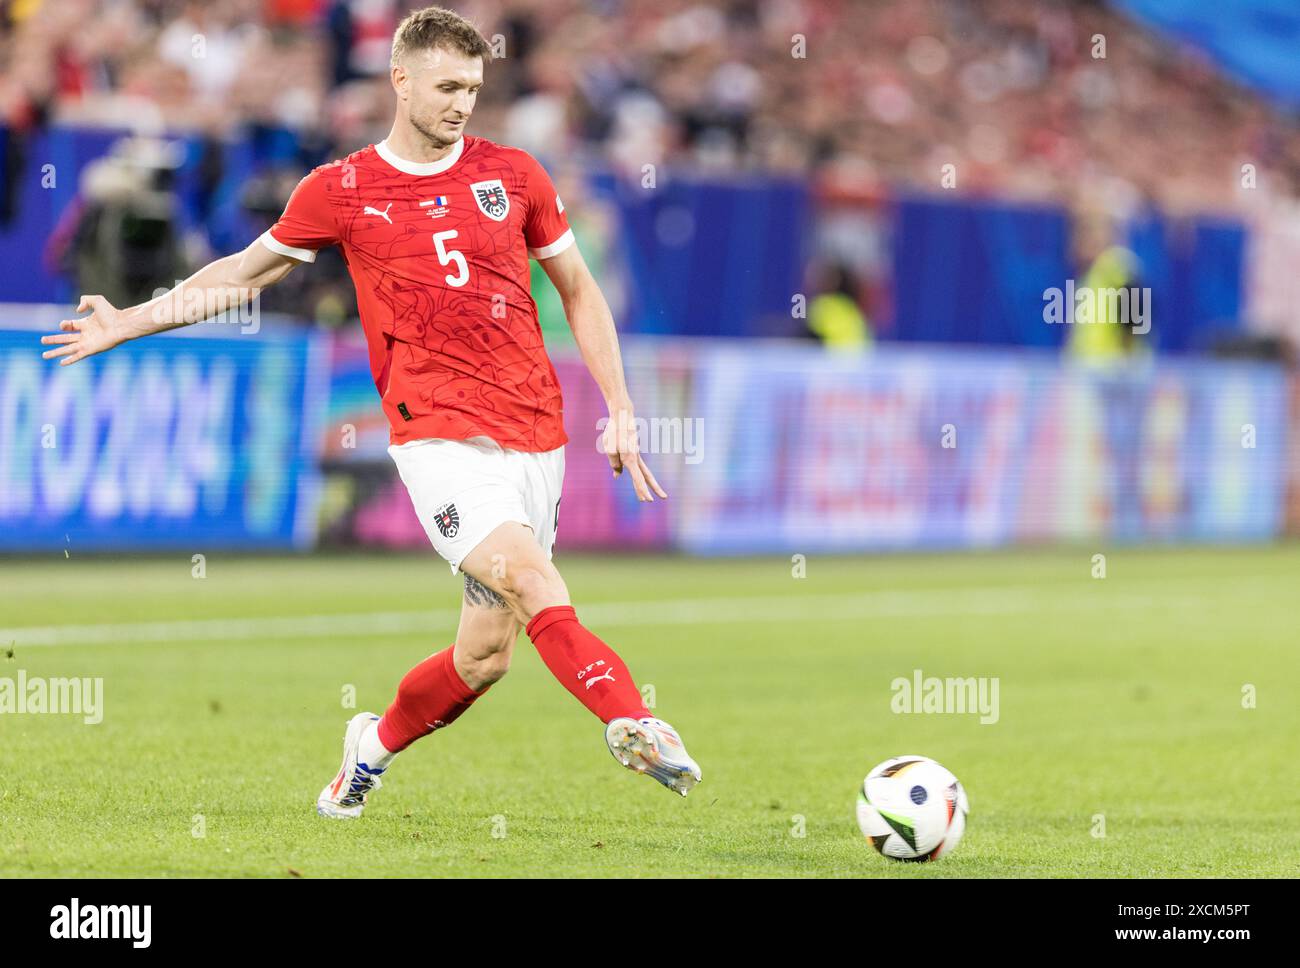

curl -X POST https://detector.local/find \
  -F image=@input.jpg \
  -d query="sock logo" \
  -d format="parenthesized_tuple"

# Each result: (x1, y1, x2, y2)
(578, 660, 615, 690)
(433, 503, 460, 538)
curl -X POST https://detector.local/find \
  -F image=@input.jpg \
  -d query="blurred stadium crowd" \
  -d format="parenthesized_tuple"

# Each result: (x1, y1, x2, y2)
(3, 0, 1299, 556)
(3, 0, 1300, 215)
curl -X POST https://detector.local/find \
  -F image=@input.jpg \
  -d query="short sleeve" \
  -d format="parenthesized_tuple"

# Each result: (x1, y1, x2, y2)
(259, 168, 338, 263)
(522, 154, 575, 260)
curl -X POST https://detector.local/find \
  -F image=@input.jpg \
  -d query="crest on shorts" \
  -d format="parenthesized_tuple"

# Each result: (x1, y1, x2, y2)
(470, 179, 510, 221)
(434, 502, 460, 539)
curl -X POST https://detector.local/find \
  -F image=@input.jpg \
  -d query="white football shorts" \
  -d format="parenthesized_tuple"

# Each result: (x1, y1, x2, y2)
(388, 436, 565, 575)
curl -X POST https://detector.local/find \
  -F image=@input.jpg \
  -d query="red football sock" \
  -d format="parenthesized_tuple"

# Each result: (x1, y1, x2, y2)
(376, 645, 488, 753)
(525, 605, 652, 723)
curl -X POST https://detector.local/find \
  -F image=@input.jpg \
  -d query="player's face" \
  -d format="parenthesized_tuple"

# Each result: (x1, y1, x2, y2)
(397, 46, 484, 147)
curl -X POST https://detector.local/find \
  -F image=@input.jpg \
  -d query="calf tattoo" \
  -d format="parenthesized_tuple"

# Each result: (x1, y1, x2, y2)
(464, 574, 509, 609)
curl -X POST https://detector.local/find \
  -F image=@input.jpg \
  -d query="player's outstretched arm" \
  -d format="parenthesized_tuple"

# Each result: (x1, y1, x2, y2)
(40, 237, 301, 366)
(539, 244, 667, 502)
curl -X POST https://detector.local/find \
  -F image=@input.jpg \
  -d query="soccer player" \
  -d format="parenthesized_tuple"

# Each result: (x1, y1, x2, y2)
(40, 5, 701, 818)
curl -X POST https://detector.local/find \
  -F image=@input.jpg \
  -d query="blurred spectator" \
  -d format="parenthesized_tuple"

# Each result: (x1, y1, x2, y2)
(240, 164, 359, 325)
(805, 262, 872, 352)
(1066, 209, 1149, 362)
(2, 0, 1297, 212)
(529, 161, 625, 345)
(5, 0, 1300, 324)
(44, 136, 186, 306)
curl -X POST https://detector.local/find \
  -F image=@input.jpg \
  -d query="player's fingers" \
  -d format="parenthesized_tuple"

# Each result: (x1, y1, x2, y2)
(623, 452, 652, 501)
(60, 319, 80, 332)
(59, 351, 84, 366)
(41, 333, 78, 345)
(638, 455, 668, 499)
(42, 344, 78, 360)
(608, 451, 623, 476)
(619, 435, 640, 462)
(76, 295, 93, 314)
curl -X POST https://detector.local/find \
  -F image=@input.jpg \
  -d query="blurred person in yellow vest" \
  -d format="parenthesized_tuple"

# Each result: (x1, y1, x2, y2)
(529, 165, 623, 347)
(1067, 212, 1149, 362)
(807, 262, 872, 352)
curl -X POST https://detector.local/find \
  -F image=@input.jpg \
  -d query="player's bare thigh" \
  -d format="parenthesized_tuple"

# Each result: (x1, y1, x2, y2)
(459, 521, 570, 625)
(454, 573, 521, 691)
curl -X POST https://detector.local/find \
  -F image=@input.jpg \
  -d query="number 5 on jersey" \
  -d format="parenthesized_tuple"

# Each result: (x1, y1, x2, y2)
(433, 229, 469, 288)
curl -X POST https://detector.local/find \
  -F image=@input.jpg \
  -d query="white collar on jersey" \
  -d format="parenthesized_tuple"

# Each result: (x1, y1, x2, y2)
(374, 136, 464, 176)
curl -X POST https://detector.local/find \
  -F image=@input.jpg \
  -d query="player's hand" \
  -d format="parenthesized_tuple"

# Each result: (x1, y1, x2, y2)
(41, 295, 127, 366)
(603, 403, 668, 502)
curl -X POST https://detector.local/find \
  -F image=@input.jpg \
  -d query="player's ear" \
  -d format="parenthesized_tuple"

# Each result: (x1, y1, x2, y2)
(391, 62, 408, 99)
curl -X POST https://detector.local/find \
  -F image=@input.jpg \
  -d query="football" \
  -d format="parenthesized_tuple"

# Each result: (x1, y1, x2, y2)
(856, 755, 969, 862)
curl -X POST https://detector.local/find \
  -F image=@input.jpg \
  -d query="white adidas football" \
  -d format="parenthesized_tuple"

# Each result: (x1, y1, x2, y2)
(856, 755, 969, 862)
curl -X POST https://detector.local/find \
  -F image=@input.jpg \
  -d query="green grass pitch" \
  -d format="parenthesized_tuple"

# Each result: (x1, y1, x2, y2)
(1, 546, 1297, 878)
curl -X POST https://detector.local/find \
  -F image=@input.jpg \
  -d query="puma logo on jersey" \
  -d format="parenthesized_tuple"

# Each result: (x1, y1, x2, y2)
(363, 203, 393, 224)
(584, 670, 616, 690)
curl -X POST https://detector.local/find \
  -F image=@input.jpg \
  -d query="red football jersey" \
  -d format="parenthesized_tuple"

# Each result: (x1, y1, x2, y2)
(261, 135, 575, 451)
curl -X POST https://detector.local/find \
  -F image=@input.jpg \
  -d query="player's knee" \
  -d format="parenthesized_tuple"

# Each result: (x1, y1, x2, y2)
(499, 564, 566, 620)
(463, 648, 511, 688)
(455, 611, 518, 690)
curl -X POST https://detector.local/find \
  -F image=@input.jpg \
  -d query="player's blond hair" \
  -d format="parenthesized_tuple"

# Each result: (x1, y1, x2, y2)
(391, 5, 491, 68)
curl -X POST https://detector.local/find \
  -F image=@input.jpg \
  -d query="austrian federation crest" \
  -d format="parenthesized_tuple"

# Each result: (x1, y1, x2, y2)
(470, 179, 510, 221)
(434, 502, 460, 538)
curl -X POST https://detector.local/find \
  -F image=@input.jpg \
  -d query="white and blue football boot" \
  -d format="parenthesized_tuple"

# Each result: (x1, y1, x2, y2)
(316, 712, 386, 819)
(605, 716, 702, 797)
